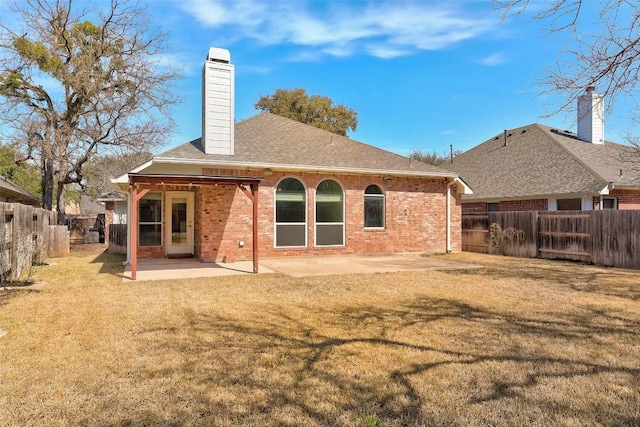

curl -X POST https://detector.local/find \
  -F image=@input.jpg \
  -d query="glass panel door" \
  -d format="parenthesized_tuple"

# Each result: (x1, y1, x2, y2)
(171, 198, 188, 246)
(166, 192, 194, 255)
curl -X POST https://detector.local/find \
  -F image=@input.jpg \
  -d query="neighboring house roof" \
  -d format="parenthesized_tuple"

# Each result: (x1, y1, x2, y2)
(157, 112, 459, 177)
(0, 175, 41, 207)
(447, 123, 639, 201)
(115, 112, 472, 193)
(96, 191, 127, 202)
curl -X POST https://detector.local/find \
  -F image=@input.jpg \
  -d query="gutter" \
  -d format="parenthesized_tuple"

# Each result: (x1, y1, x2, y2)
(608, 182, 640, 191)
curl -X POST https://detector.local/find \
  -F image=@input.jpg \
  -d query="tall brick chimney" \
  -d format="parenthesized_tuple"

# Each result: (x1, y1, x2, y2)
(202, 47, 234, 155)
(577, 86, 604, 144)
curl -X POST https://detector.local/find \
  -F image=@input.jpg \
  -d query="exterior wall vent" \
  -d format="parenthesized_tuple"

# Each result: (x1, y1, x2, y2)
(577, 86, 604, 144)
(202, 47, 234, 155)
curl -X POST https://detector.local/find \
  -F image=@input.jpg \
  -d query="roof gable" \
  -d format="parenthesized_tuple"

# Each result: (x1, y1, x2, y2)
(156, 113, 456, 177)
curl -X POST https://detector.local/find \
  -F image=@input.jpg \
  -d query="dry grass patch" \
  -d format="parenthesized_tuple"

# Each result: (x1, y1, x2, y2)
(0, 248, 639, 426)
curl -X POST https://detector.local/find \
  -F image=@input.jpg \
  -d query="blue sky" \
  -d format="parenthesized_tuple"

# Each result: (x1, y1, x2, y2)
(2, 0, 632, 157)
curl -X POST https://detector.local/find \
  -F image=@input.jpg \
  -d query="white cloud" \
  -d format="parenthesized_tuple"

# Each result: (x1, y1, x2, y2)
(179, 0, 497, 60)
(476, 52, 508, 66)
(365, 45, 411, 59)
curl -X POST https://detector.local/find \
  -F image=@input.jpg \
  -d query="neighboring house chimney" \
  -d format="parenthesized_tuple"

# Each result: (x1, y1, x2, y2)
(202, 47, 234, 155)
(577, 86, 604, 144)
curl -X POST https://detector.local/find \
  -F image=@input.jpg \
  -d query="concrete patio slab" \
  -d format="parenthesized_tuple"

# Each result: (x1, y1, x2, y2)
(122, 258, 275, 282)
(122, 254, 480, 281)
(260, 254, 481, 278)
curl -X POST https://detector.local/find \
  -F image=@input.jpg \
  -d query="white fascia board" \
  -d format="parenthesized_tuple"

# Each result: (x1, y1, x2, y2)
(110, 159, 156, 190)
(152, 156, 460, 179)
(129, 159, 154, 174)
(112, 159, 154, 181)
(454, 177, 473, 195)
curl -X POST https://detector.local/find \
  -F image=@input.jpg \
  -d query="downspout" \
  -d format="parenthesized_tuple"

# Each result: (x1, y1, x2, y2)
(446, 179, 456, 253)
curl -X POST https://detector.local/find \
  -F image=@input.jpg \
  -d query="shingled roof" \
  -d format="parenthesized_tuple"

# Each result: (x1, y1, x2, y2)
(0, 175, 41, 206)
(447, 123, 640, 201)
(155, 112, 457, 178)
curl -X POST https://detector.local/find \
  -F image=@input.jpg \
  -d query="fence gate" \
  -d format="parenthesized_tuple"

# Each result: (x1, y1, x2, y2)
(537, 211, 591, 263)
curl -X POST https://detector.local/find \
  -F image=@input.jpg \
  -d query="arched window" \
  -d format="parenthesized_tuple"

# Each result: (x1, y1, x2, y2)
(364, 184, 385, 228)
(315, 179, 344, 246)
(275, 177, 306, 247)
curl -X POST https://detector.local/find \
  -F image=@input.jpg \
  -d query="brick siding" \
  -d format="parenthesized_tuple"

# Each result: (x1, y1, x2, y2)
(134, 169, 462, 262)
(498, 199, 548, 212)
(593, 190, 640, 210)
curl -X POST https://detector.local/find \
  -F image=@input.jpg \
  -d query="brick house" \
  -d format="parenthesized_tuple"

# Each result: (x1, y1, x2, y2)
(112, 48, 471, 279)
(446, 87, 640, 214)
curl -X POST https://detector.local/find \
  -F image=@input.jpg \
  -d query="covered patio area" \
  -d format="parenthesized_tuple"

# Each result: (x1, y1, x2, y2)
(127, 173, 261, 280)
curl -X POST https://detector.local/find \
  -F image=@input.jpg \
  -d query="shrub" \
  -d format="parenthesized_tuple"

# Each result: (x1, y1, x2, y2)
(489, 223, 523, 255)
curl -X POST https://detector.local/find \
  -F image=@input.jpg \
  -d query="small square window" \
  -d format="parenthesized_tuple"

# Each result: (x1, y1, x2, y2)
(602, 198, 617, 210)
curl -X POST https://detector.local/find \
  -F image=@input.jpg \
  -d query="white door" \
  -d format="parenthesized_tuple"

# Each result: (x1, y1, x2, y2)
(166, 192, 194, 256)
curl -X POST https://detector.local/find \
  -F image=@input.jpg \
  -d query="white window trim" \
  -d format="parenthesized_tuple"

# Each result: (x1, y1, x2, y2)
(314, 179, 345, 247)
(273, 176, 308, 248)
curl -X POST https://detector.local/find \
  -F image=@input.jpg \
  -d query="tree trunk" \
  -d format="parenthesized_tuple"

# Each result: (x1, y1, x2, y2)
(42, 158, 54, 211)
(56, 182, 66, 225)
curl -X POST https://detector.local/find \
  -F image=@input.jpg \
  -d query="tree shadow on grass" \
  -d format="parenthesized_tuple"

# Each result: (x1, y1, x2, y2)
(448, 258, 640, 301)
(124, 296, 640, 426)
(89, 248, 126, 277)
(0, 287, 40, 306)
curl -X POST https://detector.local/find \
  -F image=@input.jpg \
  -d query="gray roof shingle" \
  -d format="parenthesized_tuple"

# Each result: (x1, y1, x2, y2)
(446, 123, 639, 201)
(156, 112, 456, 177)
(0, 175, 41, 206)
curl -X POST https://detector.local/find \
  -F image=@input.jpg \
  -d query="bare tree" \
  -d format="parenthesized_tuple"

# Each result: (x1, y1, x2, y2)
(0, 0, 181, 218)
(83, 151, 153, 199)
(495, 0, 640, 121)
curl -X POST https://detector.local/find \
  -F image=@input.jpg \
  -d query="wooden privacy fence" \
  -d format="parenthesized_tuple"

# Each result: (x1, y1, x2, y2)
(462, 210, 640, 269)
(0, 202, 69, 282)
(108, 224, 127, 255)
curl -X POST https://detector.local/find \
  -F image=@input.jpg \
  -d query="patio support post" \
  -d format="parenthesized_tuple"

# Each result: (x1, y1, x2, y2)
(237, 182, 259, 274)
(131, 184, 138, 280)
(129, 180, 157, 280)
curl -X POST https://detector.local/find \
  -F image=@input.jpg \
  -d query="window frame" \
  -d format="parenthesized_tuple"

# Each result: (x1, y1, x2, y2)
(364, 184, 385, 229)
(138, 191, 163, 247)
(602, 197, 617, 210)
(486, 202, 500, 212)
(273, 177, 308, 248)
(314, 179, 345, 247)
(556, 198, 582, 211)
